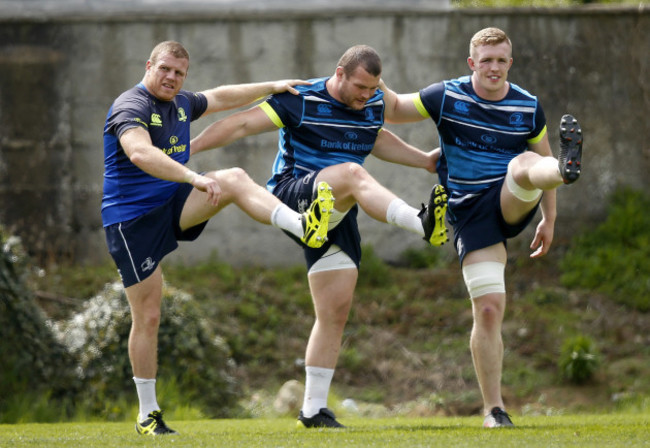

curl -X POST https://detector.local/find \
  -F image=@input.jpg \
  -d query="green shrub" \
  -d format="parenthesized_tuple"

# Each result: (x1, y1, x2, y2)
(560, 188, 650, 311)
(399, 246, 444, 269)
(0, 229, 79, 422)
(358, 245, 391, 287)
(53, 282, 241, 419)
(339, 346, 365, 372)
(558, 335, 600, 384)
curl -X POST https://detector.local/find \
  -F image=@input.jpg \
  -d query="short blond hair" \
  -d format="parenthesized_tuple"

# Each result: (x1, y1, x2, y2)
(149, 41, 190, 65)
(469, 27, 512, 58)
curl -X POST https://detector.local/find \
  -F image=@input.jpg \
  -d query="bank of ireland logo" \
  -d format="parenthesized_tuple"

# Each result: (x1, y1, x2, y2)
(509, 112, 524, 125)
(454, 101, 470, 114)
(317, 104, 332, 116)
(344, 131, 358, 141)
(178, 107, 187, 122)
(481, 134, 497, 145)
(169, 135, 179, 145)
(151, 113, 162, 127)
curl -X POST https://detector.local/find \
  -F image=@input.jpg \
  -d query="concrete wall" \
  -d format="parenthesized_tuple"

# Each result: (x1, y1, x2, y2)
(0, 3, 648, 266)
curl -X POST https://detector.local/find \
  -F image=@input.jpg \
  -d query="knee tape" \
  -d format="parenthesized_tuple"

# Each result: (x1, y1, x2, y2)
(309, 244, 356, 274)
(462, 261, 506, 299)
(506, 165, 542, 202)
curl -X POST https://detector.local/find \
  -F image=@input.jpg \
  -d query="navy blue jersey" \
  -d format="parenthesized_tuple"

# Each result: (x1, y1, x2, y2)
(259, 77, 385, 191)
(102, 83, 207, 226)
(416, 76, 547, 195)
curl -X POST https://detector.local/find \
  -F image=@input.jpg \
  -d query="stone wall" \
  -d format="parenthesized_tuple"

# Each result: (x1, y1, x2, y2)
(0, 4, 648, 266)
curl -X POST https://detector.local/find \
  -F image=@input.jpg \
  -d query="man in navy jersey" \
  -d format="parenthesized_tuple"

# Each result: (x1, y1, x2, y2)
(381, 27, 583, 427)
(190, 45, 449, 428)
(103, 41, 335, 435)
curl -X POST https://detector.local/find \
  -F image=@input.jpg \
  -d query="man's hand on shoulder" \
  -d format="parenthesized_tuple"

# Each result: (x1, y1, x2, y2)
(272, 79, 312, 95)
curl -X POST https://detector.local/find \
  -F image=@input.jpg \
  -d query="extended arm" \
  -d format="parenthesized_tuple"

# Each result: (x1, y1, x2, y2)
(528, 135, 557, 258)
(371, 128, 439, 173)
(380, 80, 428, 124)
(200, 80, 309, 115)
(190, 105, 277, 155)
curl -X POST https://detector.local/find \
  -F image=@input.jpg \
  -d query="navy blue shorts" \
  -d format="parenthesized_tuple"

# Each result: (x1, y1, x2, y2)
(273, 172, 362, 270)
(104, 183, 208, 287)
(448, 179, 540, 265)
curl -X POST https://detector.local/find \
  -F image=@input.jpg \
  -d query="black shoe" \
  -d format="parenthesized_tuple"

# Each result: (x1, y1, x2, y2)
(483, 407, 514, 428)
(558, 114, 583, 184)
(135, 410, 178, 435)
(297, 408, 345, 428)
(418, 184, 449, 246)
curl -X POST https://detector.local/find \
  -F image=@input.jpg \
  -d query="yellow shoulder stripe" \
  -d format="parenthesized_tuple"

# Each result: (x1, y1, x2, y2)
(527, 125, 547, 144)
(413, 94, 430, 118)
(259, 102, 285, 128)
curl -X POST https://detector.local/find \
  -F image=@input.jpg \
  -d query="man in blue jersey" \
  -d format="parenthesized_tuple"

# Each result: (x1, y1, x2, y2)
(190, 45, 449, 428)
(381, 27, 583, 427)
(102, 40, 335, 436)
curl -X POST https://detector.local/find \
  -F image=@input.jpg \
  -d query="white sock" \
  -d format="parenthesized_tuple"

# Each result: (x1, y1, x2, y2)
(271, 204, 304, 239)
(133, 377, 159, 421)
(302, 366, 335, 418)
(386, 198, 424, 236)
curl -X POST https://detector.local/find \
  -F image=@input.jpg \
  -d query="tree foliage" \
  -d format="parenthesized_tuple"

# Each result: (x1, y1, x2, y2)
(0, 230, 78, 411)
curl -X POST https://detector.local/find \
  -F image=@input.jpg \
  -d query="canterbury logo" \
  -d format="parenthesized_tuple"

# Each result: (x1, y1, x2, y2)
(150, 113, 162, 127)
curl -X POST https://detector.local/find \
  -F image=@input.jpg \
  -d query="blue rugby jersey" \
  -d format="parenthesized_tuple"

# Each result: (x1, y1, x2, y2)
(259, 77, 385, 191)
(102, 83, 207, 227)
(415, 76, 547, 195)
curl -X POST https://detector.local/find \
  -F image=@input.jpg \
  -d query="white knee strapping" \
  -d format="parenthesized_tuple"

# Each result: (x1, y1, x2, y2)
(308, 244, 356, 274)
(462, 261, 506, 299)
(506, 165, 542, 202)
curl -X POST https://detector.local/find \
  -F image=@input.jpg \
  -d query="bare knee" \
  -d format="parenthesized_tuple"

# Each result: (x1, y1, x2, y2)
(225, 166, 249, 181)
(133, 307, 161, 336)
(316, 298, 352, 330)
(209, 167, 250, 186)
(344, 162, 369, 182)
(145, 310, 162, 331)
(472, 295, 505, 330)
(333, 301, 352, 327)
(206, 167, 256, 201)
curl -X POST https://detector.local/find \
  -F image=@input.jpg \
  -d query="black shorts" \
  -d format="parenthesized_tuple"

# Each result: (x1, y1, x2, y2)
(449, 179, 540, 265)
(104, 183, 208, 287)
(272, 171, 362, 270)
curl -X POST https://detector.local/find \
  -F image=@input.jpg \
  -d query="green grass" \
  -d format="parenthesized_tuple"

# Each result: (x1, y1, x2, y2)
(451, 0, 642, 7)
(1, 414, 648, 447)
(9, 187, 650, 423)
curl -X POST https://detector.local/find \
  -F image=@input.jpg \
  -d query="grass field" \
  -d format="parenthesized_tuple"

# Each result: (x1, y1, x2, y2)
(1, 414, 648, 447)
